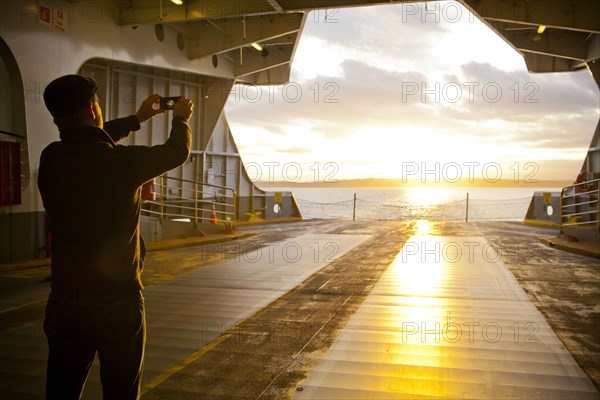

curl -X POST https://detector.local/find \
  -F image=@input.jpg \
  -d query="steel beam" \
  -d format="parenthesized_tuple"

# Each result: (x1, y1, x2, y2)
(505, 30, 589, 61)
(118, 0, 280, 25)
(462, 0, 600, 34)
(187, 13, 303, 60)
(523, 53, 578, 73)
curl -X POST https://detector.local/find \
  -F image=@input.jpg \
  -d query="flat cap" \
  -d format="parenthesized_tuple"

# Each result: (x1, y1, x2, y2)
(43, 74, 98, 118)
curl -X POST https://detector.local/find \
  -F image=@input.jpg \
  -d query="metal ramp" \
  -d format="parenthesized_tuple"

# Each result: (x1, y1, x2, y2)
(0, 233, 370, 399)
(294, 236, 599, 399)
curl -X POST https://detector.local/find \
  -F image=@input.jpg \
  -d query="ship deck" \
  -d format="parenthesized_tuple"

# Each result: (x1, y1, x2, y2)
(0, 219, 598, 399)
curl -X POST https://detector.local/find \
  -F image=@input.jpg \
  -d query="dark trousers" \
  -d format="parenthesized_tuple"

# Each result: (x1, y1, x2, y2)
(44, 291, 145, 400)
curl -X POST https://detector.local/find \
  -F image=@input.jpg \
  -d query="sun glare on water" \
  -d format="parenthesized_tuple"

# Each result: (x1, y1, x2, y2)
(406, 187, 456, 207)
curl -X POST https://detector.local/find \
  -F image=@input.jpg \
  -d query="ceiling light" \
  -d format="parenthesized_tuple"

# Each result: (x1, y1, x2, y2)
(533, 26, 546, 42)
(170, 0, 183, 5)
(251, 42, 263, 52)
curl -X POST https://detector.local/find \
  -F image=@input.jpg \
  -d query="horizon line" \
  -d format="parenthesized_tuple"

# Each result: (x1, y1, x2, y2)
(255, 177, 573, 188)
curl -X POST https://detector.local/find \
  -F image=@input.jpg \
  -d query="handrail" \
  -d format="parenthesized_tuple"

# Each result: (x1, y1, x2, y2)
(0, 129, 26, 139)
(141, 175, 236, 229)
(559, 179, 599, 235)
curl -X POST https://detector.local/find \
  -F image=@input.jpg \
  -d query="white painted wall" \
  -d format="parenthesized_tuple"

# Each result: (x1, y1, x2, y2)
(0, 0, 236, 213)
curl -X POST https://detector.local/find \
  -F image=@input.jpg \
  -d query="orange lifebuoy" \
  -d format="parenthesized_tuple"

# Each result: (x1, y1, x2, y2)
(575, 171, 590, 193)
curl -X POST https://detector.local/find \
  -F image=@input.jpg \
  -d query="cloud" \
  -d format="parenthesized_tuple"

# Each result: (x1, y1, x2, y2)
(225, 3, 600, 182)
(278, 147, 314, 154)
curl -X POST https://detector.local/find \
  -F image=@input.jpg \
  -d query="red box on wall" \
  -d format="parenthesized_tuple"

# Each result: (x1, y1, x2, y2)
(0, 141, 21, 205)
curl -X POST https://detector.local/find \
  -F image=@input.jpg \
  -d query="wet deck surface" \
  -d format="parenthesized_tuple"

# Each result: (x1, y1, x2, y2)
(0, 220, 598, 399)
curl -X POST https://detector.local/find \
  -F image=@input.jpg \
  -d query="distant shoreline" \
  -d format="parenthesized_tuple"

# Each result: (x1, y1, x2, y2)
(255, 178, 572, 189)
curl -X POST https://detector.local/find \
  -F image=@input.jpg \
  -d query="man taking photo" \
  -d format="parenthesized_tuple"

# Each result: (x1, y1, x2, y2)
(39, 74, 193, 399)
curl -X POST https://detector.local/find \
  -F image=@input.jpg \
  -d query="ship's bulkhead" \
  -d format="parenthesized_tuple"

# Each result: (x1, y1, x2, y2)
(0, 1, 301, 263)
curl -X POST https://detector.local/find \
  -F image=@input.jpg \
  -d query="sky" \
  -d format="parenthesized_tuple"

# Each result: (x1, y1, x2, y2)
(224, 1, 599, 185)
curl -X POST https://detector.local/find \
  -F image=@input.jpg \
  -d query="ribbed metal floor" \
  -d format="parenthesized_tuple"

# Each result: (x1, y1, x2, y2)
(294, 236, 599, 399)
(0, 234, 370, 399)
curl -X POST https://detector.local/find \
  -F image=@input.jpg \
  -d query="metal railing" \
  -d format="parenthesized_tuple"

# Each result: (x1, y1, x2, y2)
(141, 175, 236, 227)
(560, 178, 599, 235)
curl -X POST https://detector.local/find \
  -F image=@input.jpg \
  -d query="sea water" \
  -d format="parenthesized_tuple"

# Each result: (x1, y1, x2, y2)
(277, 187, 562, 221)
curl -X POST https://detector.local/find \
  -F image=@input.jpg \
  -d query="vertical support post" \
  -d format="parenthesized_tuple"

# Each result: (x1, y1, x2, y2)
(559, 188, 565, 236)
(159, 175, 165, 223)
(194, 181, 198, 225)
(353, 193, 357, 221)
(233, 190, 237, 229)
(465, 192, 469, 223)
(596, 187, 599, 233)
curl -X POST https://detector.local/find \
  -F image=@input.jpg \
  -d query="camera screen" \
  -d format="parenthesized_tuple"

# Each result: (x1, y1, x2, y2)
(159, 96, 181, 110)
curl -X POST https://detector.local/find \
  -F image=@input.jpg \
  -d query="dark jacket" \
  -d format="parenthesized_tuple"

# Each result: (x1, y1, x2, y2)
(38, 115, 191, 295)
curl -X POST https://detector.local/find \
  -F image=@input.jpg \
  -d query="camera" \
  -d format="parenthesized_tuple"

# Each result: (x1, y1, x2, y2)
(159, 96, 181, 110)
